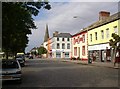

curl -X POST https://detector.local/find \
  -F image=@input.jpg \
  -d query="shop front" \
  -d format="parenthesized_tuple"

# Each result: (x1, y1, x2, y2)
(88, 43, 111, 62)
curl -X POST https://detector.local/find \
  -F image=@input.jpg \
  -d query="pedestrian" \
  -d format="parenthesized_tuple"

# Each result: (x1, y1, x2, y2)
(114, 50, 120, 67)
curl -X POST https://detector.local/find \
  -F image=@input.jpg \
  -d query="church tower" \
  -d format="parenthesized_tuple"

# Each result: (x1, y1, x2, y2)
(44, 24, 49, 42)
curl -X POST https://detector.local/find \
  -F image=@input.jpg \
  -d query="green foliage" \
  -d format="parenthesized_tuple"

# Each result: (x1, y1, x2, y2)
(2, 2, 51, 58)
(38, 46, 47, 55)
(109, 33, 120, 49)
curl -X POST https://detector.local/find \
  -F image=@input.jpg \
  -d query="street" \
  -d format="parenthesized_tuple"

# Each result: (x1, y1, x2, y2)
(2, 58, 119, 87)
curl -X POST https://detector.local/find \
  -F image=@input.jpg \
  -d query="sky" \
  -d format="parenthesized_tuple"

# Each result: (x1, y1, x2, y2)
(25, 0, 119, 53)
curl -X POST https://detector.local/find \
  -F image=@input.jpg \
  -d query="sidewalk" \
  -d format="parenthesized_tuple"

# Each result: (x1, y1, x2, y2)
(61, 59, 119, 69)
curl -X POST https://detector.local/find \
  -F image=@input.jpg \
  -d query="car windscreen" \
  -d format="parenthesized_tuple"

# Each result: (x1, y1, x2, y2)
(2, 61, 19, 69)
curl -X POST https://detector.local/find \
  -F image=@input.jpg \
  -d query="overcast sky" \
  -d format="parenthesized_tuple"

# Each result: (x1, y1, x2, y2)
(25, 0, 119, 53)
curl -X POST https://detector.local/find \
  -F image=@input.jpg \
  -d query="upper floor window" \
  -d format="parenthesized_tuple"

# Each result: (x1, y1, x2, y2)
(95, 32, 97, 40)
(67, 43, 70, 49)
(114, 26, 118, 34)
(82, 35, 85, 43)
(106, 28, 109, 38)
(74, 38, 76, 44)
(57, 43, 60, 49)
(62, 38, 64, 41)
(77, 36, 80, 44)
(57, 38, 59, 41)
(67, 38, 70, 41)
(101, 30, 104, 39)
(62, 43, 65, 49)
(90, 34, 92, 42)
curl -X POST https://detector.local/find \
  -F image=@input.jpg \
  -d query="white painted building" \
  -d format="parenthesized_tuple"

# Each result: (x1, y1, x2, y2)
(50, 32, 72, 59)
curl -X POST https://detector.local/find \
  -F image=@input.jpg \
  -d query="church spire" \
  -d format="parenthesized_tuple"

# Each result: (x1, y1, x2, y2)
(44, 24, 49, 42)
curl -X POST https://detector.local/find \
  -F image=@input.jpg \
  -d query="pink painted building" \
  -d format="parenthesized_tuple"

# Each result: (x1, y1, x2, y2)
(72, 29, 88, 60)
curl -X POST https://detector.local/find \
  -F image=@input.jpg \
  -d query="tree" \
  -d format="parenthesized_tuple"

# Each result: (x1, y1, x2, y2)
(2, 1, 51, 59)
(38, 46, 47, 55)
(109, 33, 120, 63)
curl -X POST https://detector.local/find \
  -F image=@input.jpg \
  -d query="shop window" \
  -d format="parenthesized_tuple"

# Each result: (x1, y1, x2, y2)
(82, 46, 85, 56)
(74, 47, 77, 56)
(56, 52, 61, 58)
(65, 52, 69, 58)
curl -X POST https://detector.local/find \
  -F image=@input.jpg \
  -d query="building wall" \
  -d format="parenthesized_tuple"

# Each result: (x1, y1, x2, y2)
(88, 19, 119, 62)
(51, 37, 72, 58)
(72, 31, 88, 60)
(88, 20, 119, 46)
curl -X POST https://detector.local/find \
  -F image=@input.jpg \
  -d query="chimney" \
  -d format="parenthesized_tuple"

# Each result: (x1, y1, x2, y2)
(53, 31, 59, 37)
(99, 11, 110, 20)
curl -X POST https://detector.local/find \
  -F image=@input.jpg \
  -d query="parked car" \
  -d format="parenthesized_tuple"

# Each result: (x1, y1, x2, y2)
(16, 55, 25, 67)
(0, 59, 22, 83)
(17, 53, 25, 61)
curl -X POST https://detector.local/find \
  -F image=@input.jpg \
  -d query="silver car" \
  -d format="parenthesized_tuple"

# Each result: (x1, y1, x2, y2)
(0, 59, 22, 83)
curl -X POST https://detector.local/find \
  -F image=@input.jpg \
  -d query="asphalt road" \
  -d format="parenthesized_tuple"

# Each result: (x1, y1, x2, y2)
(2, 58, 119, 87)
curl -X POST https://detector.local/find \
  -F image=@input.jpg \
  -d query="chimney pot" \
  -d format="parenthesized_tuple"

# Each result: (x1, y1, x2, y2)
(99, 11, 110, 20)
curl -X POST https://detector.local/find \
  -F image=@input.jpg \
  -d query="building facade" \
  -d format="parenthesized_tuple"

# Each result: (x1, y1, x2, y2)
(88, 11, 120, 62)
(48, 31, 72, 59)
(72, 30, 88, 60)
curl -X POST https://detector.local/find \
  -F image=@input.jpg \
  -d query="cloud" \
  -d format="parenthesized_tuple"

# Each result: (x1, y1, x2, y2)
(25, 2, 118, 52)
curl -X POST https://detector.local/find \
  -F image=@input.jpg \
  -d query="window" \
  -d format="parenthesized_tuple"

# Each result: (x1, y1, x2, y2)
(65, 52, 69, 58)
(62, 43, 65, 49)
(82, 35, 85, 43)
(56, 52, 61, 58)
(57, 43, 60, 49)
(114, 26, 118, 33)
(74, 38, 76, 44)
(82, 46, 85, 56)
(95, 32, 97, 40)
(52, 44, 54, 49)
(90, 34, 92, 42)
(67, 38, 70, 41)
(74, 47, 77, 56)
(106, 28, 109, 38)
(62, 38, 64, 41)
(78, 36, 80, 44)
(67, 43, 70, 49)
(101, 30, 104, 39)
(57, 38, 59, 41)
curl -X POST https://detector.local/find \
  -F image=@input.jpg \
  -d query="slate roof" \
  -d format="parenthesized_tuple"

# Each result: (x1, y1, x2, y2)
(86, 11, 120, 31)
(72, 11, 120, 37)
(55, 33, 72, 38)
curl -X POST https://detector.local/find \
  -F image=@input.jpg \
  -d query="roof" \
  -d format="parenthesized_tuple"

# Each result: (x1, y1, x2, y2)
(55, 33, 72, 38)
(86, 11, 120, 31)
(72, 28, 87, 37)
(72, 11, 120, 36)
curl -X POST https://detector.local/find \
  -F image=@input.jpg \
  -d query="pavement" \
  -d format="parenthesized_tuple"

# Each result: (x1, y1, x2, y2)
(45, 58, 119, 69)
(64, 60, 120, 69)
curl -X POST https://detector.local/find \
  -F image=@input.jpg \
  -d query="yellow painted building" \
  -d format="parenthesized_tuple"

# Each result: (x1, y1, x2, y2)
(87, 11, 120, 62)
(88, 20, 119, 45)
